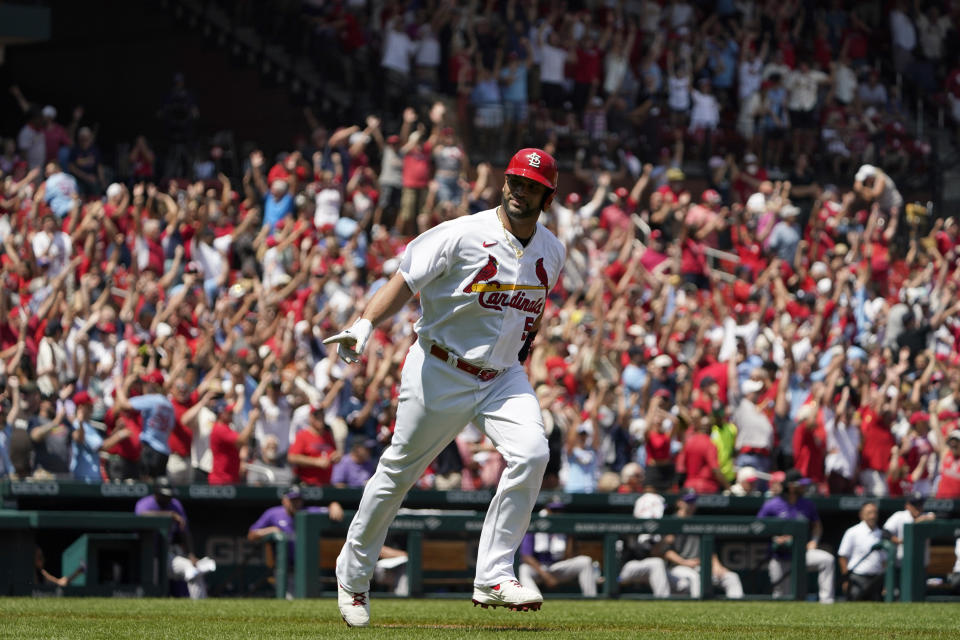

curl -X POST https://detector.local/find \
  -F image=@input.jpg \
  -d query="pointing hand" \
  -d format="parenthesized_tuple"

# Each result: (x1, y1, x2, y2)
(323, 318, 373, 364)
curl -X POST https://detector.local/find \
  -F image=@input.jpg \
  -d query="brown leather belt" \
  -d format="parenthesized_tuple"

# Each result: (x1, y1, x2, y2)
(429, 344, 502, 381)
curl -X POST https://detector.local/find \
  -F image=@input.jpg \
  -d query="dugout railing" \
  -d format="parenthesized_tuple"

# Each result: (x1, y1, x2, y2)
(901, 519, 960, 602)
(0, 510, 171, 596)
(292, 512, 810, 601)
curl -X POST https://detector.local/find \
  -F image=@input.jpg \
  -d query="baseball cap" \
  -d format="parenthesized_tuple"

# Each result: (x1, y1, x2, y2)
(701, 189, 721, 205)
(651, 354, 672, 369)
(846, 346, 868, 362)
(742, 379, 764, 394)
(783, 469, 810, 486)
(746, 192, 766, 214)
(155, 322, 173, 340)
(565, 192, 582, 205)
(140, 370, 165, 386)
(680, 491, 698, 504)
(614, 187, 629, 199)
(855, 164, 877, 183)
(283, 485, 303, 500)
(154, 478, 174, 498)
(947, 429, 960, 443)
(72, 390, 94, 406)
(909, 411, 930, 425)
(41, 105, 57, 118)
(906, 492, 925, 508)
(666, 168, 685, 181)
(386, 134, 400, 145)
(779, 204, 801, 218)
(211, 397, 232, 416)
(737, 466, 758, 485)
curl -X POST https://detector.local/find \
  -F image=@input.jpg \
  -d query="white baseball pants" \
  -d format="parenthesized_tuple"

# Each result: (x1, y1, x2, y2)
(518, 554, 597, 596)
(336, 340, 549, 592)
(170, 554, 207, 599)
(769, 548, 836, 603)
(667, 565, 744, 599)
(618, 557, 670, 598)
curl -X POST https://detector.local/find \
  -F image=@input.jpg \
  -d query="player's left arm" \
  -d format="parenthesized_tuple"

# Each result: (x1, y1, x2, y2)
(363, 272, 415, 327)
(326, 221, 451, 363)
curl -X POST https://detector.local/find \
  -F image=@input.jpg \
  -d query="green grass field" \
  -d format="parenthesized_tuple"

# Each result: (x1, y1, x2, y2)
(0, 598, 957, 639)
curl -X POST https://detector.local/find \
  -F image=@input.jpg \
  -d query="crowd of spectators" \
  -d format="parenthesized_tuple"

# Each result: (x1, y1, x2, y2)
(226, 0, 959, 179)
(1, 0, 960, 506)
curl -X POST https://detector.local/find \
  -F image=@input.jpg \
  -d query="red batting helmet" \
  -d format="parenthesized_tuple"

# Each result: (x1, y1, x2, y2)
(504, 148, 558, 210)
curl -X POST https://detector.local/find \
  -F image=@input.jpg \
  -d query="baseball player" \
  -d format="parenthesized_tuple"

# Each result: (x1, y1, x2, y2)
(325, 148, 565, 627)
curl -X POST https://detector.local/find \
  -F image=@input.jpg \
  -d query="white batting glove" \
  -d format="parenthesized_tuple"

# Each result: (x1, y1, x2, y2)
(322, 318, 373, 364)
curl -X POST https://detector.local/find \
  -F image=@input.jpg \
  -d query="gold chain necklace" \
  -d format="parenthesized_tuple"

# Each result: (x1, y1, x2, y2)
(496, 207, 531, 259)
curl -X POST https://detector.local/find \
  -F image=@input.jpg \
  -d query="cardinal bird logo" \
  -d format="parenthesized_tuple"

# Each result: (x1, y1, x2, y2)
(535, 258, 549, 290)
(464, 255, 499, 293)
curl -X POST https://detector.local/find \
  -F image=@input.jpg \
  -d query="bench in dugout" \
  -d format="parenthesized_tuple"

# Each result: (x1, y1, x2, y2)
(318, 537, 476, 593)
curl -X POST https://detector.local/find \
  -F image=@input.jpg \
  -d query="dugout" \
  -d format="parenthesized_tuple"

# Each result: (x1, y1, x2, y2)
(0, 510, 170, 596)
(3, 481, 958, 599)
(291, 512, 811, 600)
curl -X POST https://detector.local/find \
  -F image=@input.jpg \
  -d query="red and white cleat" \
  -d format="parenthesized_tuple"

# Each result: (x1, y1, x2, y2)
(338, 583, 370, 627)
(472, 580, 543, 612)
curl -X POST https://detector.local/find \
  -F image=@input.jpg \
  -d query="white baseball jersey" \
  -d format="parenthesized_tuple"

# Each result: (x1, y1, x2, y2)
(398, 207, 565, 370)
(838, 521, 886, 576)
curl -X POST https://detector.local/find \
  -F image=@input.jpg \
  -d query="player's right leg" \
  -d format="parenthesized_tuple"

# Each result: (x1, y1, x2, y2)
(336, 341, 475, 625)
